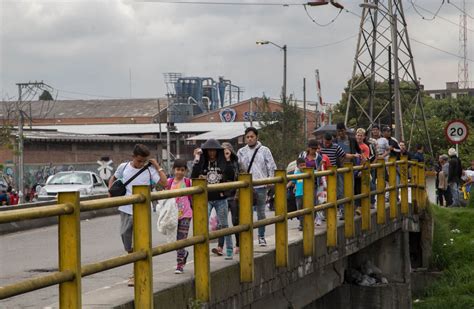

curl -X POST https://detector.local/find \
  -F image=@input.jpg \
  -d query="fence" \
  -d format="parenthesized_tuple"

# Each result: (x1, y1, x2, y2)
(0, 156, 426, 307)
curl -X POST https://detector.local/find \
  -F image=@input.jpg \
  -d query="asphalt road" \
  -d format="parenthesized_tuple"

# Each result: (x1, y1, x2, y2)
(0, 208, 297, 308)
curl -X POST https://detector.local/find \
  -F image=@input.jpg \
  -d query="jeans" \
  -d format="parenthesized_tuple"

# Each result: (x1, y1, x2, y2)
(295, 196, 303, 226)
(254, 187, 267, 238)
(449, 182, 461, 207)
(218, 198, 239, 248)
(208, 199, 233, 249)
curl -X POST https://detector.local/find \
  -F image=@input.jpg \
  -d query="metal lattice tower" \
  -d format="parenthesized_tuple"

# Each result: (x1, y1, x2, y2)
(345, 0, 432, 155)
(458, 0, 469, 89)
(163, 72, 182, 97)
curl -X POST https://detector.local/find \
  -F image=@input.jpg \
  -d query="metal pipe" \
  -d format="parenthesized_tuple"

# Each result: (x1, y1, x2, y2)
(152, 235, 206, 256)
(80, 194, 145, 212)
(82, 251, 147, 277)
(0, 270, 74, 299)
(0, 204, 73, 223)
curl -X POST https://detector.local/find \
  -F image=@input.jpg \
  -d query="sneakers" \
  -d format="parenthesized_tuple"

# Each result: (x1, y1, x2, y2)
(211, 247, 223, 256)
(234, 247, 240, 255)
(127, 276, 134, 287)
(258, 237, 267, 247)
(225, 248, 233, 260)
(183, 250, 189, 265)
(174, 267, 184, 274)
(355, 208, 361, 216)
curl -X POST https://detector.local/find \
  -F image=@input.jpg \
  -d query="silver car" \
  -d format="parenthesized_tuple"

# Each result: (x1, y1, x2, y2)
(38, 171, 108, 200)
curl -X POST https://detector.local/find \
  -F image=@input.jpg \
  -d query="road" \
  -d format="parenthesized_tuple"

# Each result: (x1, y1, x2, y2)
(0, 209, 299, 308)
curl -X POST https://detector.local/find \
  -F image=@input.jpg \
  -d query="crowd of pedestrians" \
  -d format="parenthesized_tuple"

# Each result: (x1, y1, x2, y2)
(111, 123, 472, 285)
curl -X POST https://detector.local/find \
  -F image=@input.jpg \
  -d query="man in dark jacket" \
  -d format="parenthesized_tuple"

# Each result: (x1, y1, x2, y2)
(447, 148, 463, 207)
(191, 138, 235, 258)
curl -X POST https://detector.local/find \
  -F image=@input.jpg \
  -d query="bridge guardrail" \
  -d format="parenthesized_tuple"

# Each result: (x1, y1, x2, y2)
(0, 156, 426, 307)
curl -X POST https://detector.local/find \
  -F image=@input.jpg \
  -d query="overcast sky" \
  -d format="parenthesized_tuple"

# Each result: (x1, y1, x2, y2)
(0, 0, 472, 104)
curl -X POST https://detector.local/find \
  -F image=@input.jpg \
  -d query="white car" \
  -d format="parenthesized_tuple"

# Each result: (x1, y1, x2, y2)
(38, 171, 108, 200)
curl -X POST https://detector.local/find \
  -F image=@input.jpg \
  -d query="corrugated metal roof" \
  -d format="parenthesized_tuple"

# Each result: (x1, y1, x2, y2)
(32, 122, 257, 135)
(17, 129, 158, 143)
(0, 98, 168, 119)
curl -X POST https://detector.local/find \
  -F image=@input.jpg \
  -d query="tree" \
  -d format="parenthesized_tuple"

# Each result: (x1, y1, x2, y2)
(258, 97, 305, 169)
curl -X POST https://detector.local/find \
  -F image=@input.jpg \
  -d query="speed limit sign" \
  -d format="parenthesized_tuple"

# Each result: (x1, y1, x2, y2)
(444, 119, 469, 144)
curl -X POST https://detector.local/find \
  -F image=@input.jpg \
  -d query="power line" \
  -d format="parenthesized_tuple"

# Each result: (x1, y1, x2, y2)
(292, 33, 358, 49)
(137, 0, 301, 6)
(303, 4, 343, 27)
(449, 0, 474, 19)
(54, 88, 127, 99)
(411, 37, 474, 62)
(410, 0, 445, 21)
(412, 1, 474, 32)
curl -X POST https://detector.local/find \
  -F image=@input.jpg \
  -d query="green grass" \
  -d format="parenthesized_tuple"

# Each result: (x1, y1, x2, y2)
(413, 205, 474, 309)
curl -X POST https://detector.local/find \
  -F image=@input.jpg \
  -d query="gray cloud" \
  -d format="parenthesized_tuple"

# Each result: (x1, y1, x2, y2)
(1, 0, 470, 104)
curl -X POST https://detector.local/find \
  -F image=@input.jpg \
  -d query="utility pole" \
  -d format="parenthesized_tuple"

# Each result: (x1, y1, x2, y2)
(15, 81, 52, 204)
(458, 0, 469, 88)
(283, 44, 287, 104)
(303, 78, 307, 145)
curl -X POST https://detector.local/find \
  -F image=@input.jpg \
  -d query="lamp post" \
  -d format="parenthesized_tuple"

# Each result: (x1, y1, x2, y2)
(256, 40, 287, 103)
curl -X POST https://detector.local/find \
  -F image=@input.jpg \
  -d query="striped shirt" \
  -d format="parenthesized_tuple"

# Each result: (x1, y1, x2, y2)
(321, 143, 346, 167)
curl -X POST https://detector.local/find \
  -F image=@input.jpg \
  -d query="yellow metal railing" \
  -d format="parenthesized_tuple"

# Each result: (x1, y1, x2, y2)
(0, 156, 426, 307)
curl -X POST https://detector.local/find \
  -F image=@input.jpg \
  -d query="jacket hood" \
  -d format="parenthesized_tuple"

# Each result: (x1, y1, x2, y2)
(201, 138, 223, 150)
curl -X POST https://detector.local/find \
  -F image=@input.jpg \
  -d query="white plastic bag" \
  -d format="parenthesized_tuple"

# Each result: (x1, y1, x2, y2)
(156, 198, 178, 242)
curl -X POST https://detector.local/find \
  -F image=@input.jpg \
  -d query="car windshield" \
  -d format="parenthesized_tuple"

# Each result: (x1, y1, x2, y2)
(48, 173, 91, 185)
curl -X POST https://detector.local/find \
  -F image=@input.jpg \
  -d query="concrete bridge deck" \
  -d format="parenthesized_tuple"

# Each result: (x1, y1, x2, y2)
(76, 205, 419, 309)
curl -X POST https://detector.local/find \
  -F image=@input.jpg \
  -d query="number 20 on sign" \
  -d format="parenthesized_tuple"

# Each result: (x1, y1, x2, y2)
(444, 119, 469, 144)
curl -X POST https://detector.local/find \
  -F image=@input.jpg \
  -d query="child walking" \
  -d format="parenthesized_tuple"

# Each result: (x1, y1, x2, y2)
(166, 159, 193, 274)
(288, 158, 306, 231)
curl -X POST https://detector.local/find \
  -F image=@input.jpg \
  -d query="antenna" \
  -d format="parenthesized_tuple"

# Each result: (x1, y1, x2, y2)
(458, 0, 469, 89)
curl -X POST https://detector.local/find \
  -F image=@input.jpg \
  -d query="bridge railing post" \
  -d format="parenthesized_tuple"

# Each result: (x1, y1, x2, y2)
(376, 159, 386, 225)
(361, 161, 371, 231)
(419, 163, 426, 210)
(132, 185, 153, 308)
(192, 178, 210, 302)
(275, 170, 288, 267)
(388, 157, 398, 219)
(343, 163, 355, 238)
(302, 168, 315, 257)
(411, 160, 419, 214)
(58, 191, 81, 308)
(238, 173, 254, 282)
(327, 167, 337, 247)
(400, 156, 409, 216)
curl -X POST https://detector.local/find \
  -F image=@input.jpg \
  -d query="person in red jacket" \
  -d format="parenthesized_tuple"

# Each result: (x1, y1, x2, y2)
(9, 190, 19, 205)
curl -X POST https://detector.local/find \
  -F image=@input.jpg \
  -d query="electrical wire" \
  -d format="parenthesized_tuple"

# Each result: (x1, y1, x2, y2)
(411, 1, 474, 32)
(410, 0, 445, 21)
(137, 0, 300, 6)
(303, 4, 342, 27)
(411, 37, 474, 62)
(292, 33, 358, 49)
(55, 88, 126, 99)
(448, 0, 474, 20)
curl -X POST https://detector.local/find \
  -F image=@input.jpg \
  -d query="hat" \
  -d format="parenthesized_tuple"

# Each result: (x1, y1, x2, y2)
(307, 139, 319, 148)
(382, 126, 392, 132)
(448, 148, 457, 157)
(201, 139, 223, 150)
(440, 154, 449, 161)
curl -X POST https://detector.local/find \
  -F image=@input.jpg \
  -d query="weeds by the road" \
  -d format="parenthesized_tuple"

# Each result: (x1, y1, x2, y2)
(414, 205, 474, 309)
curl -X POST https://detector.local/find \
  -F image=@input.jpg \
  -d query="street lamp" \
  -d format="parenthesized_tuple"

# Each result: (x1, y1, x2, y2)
(256, 40, 287, 103)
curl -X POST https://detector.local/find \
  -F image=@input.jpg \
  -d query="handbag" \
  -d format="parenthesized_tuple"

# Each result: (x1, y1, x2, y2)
(247, 147, 261, 205)
(109, 162, 152, 197)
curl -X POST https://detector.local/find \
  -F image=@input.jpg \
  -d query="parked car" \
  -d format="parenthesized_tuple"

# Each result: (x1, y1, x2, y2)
(37, 171, 108, 200)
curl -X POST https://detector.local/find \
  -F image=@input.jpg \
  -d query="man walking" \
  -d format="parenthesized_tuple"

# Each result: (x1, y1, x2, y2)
(237, 127, 276, 246)
(448, 148, 463, 207)
(108, 144, 167, 286)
